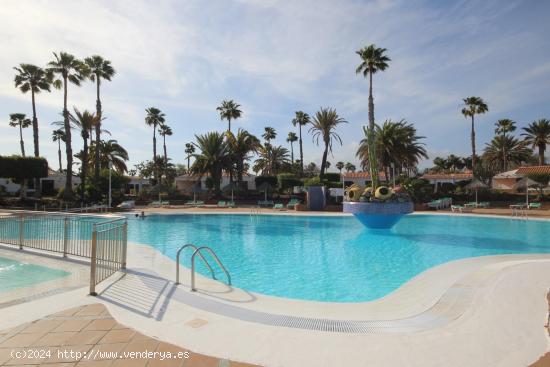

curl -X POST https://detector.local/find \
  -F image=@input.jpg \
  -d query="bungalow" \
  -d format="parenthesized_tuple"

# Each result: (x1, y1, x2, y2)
(491, 169, 522, 191)
(341, 172, 387, 186)
(175, 172, 257, 193)
(0, 169, 81, 196)
(126, 176, 151, 195)
(421, 171, 473, 193)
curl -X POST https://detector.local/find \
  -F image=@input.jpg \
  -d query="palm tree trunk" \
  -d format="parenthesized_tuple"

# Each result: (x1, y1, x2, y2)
(94, 76, 102, 182)
(471, 115, 476, 173)
(539, 144, 546, 165)
(299, 124, 304, 174)
(153, 123, 157, 182)
(228, 117, 231, 132)
(187, 155, 190, 172)
(367, 70, 378, 189)
(290, 142, 294, 163)
(58, 140, 62, 172)
(81, 137, 88, 202)
(19, 124, 25, 156)
(320, 143, 328, 180)
(163, 134, 167, 161)
(63, 78, 73, 200)
(31, 90, 41, 198)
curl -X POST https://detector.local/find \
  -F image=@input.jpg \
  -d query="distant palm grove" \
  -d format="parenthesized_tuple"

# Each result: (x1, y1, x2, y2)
(5, 44, 550, 205)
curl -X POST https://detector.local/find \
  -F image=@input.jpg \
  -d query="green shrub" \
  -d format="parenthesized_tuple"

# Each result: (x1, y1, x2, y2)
(255, 176, 278, 188)
(323, 173, 341, 182)
(277, 173, 302, 191)
(0, 156, 48, 181)
(303, 176, 322, 186)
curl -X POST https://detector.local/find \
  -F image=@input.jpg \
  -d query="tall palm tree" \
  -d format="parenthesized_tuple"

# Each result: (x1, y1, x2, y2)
(185, 143, 195, 173)
(13, 64, 52, 158)
(286, 132, 298, 163)
(225, 129, 261, 183)
(483, 135, 531, 170)
(144, 107, 165, 180)
(344, 162, 356, 173)
(52, 129, 66, 172)
(522, 119, 550, 165)
(89, 139, 129, 173)
(309, 108, 347, 180)
(262, 127, 277, 144)
(68, 109, 99, 201)
(191, 132, 231, 194)
(9, 113, 31, 156)
(48, 52, 88, 199)
(356, 44, 390, 189)
(253, 144, 290, 176)
(158, 124, 172, 161)
(336, 161, 344, 174)
(292, 111, 310, 174)
(494, 119, 516, 171)
(461, 96, 489, 173)
(216, 100, 242, 132)
(84, 55, 115, 182)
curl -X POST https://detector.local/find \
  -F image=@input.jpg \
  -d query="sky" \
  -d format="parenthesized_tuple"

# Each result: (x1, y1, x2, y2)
(1, 0, 549, 173)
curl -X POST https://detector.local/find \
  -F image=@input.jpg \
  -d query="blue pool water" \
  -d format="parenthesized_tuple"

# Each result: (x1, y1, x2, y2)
(0, 257, 70, 292)
(126, 214, 550, 302)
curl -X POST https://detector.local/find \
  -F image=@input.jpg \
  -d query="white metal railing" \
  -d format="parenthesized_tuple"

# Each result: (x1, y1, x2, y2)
(0, 210, 127, 295)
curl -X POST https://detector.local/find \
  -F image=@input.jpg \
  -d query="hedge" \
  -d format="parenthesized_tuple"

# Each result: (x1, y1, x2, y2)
(0, 156, 48, 180)
(277, 173, 302, 190)
(323, 172, 341, 182)
(255, 176, 278, 188)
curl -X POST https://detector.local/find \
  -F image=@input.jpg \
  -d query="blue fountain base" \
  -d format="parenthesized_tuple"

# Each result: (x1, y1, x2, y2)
(343, 201, 414, 229)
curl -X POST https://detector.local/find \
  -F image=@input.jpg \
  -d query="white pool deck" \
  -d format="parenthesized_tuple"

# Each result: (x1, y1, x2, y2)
(0, 211, 549, 366)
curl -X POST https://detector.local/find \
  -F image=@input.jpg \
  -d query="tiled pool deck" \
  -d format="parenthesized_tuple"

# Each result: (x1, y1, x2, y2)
(0, 304, 256, 367)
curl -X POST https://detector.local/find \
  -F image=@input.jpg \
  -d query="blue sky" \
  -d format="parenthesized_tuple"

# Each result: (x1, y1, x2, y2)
(1, 0, 549, 172)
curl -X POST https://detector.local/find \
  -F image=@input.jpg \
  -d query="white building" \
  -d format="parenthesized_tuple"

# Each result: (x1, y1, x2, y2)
(175, 172, 256, 192)
(0, 170, 81, 195)
(341, 172, 387, 186)
(126, 176, 151, 194)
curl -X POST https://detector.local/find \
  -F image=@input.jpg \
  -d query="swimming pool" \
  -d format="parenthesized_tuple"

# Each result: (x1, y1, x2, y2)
(126, 214, 550, 302)
(0, 257, 70, 293)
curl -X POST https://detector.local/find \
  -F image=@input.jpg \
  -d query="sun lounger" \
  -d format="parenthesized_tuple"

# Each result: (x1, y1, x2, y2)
(185, 200, 205, 207)
(273, 203, 284, 210)
(217, 201, 227, 208)
(258, 200, 274, 207)
(287, 199, 300, 209)
(149, 200, 161, 207)
(451, 205, 473, 213)
(528, 202, 542, 209)
(476, 201, 490, 208)
(227, 201, 236, 208)
(118, 200, 135, 209)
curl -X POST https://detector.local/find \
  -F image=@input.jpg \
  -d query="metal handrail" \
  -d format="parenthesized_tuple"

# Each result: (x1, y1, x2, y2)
(175, 244, 216, 284)
(191, 246, 231, 291)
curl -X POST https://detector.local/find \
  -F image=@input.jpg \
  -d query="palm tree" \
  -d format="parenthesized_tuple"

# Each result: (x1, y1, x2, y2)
(309, 108, 347, 180)
(13, 64, 52, 158)
(52, 129, 66, 172)
(144, 107, 165, 180)
(185, 143, 195, 172)
(191, 132, 231, 194)
(9, 113, 31, 156)
(356, 44, 390, 189)
(286, 132, 298, 162)
(446, 154, 464, 171)
(48, 52, 88, 199)
(158, 124, 172, 161)
(357, 119, 427, 180)
(344, 162, 356, 173)
(253, 144, 290, 175)
(522, 119, 550, 165)
(461, 96, 489, 172)
(262, 127, 277, 144)
(89, 139, 129, 173)
(336, 161, 344, 174)
(84, 55, 115, 182)
(216, 100, 242, 132)
(68, 109, 99, 201)
(292, 111, 310, 174)
(225, 129, 261, 183)
(494, 119, 516, 171)
(483, 135, 531, 170)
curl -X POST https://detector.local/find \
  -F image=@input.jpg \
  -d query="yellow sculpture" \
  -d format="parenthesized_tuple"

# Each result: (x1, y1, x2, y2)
(375, 186, 393, 200)
(345, 184, 362, 202)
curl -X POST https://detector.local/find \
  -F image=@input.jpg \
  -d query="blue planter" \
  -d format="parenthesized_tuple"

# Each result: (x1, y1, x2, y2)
(343, 201, 414, 229)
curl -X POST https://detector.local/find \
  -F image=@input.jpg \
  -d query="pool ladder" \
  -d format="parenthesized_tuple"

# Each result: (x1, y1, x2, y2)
(175, 244, 231, 291)
(249, 206, 260, 216)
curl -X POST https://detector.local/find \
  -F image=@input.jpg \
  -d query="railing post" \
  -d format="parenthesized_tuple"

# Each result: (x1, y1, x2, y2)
(121, 221, 127, 269)
(63, 217, 69, 257)
(18, 214, 24, 249)
(89, 224, 98, 296)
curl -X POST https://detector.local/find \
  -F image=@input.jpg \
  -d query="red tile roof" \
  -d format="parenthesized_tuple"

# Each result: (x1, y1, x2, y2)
(341, 171, 387, 179)
(421, 171, 473, 180)
(516, 166, 550, 175)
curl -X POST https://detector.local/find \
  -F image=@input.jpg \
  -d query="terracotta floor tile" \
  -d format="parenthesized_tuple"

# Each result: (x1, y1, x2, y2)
(54, 320, 93, 333)
(76, 360, 114, 367)
(0, 348, 14, 364)
(99, 329, 136, 344)
(32, 332, 78, 347)
(52, 307, 83, 318)
(20, 319, 64, 334)
(0, 332, 46, 348)
(4, 347, 52, 365)
(123, 340, 160, 354)
(66, 331, 108, 346)
(183, 353, 219, 367)
(110, 357, 148, 367)
(75, 304, 107, 317)
(44, 345, 93, 364)
(84, 319, 117, 332)
(92, 342, 128, 356)
(130, 333, 151, 342)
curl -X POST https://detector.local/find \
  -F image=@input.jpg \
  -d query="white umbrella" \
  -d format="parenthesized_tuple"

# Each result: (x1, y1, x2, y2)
(222, 182, 238, 202)
(515, 177, 539, 205)
(257, 182, 273, 201)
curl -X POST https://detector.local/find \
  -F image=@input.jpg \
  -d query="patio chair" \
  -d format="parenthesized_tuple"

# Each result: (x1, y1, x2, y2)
(195, 200, 205, 207)
(477, 201, 490, 208)
(287, 199, 300, 209)
(273, 203, 285, 210)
